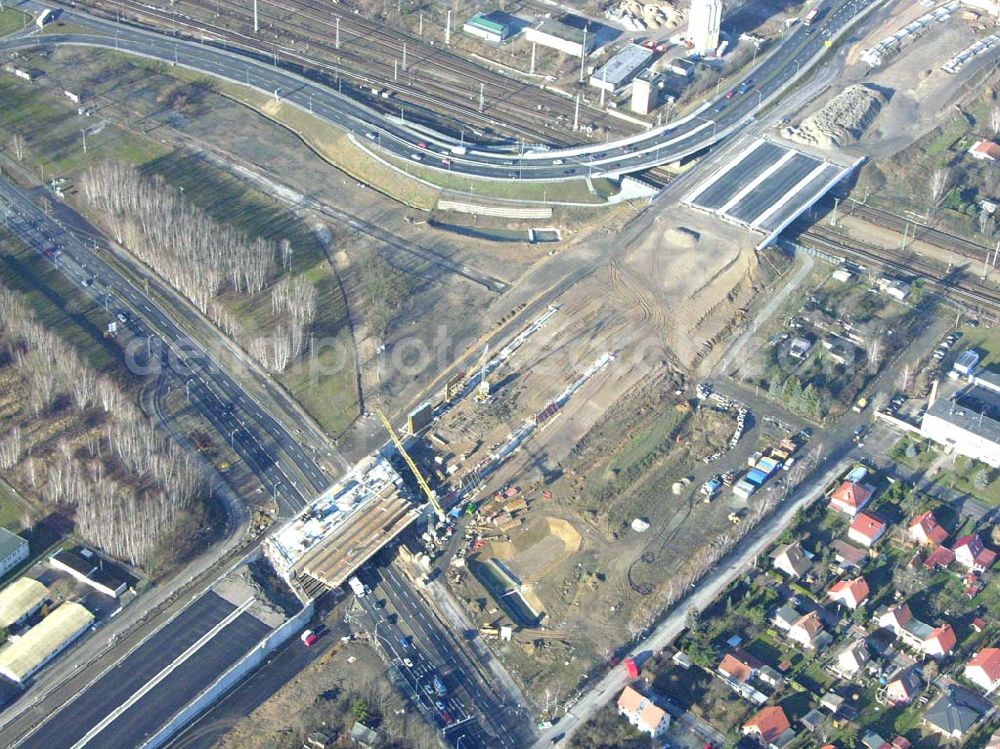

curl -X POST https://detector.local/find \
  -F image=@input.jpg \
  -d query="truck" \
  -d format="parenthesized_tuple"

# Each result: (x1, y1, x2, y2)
(733, 478, 758, 499)
(301, 629, 319, 647)
(449, 145, 467, 155)
(852, 396, 868, 413)
(624, 657, 640, 679)
(803, 8, 819, 25)
(348, 576, 366, 597)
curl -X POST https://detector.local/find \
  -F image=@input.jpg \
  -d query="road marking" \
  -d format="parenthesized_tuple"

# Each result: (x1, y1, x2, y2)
(69, 596, 255, 749)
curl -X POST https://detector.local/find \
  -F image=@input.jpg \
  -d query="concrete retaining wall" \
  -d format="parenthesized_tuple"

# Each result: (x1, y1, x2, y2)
(141, 600, 315, 749)
(437, 199, 553, 219)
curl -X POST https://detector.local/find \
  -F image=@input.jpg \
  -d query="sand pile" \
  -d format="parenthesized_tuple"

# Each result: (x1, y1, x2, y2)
(781, 84, 887, 149)
(606, 0, 684, 31)
(663, 226, 699, 248)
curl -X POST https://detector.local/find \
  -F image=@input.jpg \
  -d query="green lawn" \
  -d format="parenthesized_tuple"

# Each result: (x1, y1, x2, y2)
(140, 153, 359, 435)
(0, 78, 168, 180)
(0, 479, 27, 532)
(0, 8, 28, 37)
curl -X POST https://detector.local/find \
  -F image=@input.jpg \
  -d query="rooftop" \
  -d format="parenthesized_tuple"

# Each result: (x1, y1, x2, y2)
(590, 44, 653, 88)
(0, 529, 27, 564)
(0, 578, 47, 629)
(0, 601, 93, 683)
(926, 382, 1000, 444)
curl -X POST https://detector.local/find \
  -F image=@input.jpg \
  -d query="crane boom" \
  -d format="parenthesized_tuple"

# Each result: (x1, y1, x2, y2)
(376, 408, 445, 520)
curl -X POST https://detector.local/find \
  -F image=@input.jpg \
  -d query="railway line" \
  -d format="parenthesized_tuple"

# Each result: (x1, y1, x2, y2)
(797, 223, 1000, 315)
(71, 0, 638, 146)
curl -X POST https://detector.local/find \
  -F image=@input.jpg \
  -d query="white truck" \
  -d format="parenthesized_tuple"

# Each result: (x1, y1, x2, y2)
(348, 576, 366, 597)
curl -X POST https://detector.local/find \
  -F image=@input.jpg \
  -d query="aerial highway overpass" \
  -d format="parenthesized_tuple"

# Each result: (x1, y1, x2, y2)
(6, 0, 887, 180)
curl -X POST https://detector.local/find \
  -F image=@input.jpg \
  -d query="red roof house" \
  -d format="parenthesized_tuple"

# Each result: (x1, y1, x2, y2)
(924, 624, 957, 657)
(829, 481, 873, 516)
(828, 577, 870, 610)
(969, 140, 1000, 161)
(849, 512, 887, 547)
(718, 649, 764, 684)
(743, 706, 792, 748)
(909, 511, 949, 546)
(923, 545, 956, 571)
(965, 648, 1000, 694)
(953, 534, 997, 572)
(885, 668, 922, 706)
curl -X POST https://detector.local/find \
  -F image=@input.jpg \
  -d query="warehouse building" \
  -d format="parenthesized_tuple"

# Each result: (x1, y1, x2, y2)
(525, 19, 596, 58)
(50, 547, 129, 598)
(922, 381, 1000, 467)
(0, 529, 28, 580)
(0, 601, 93, 684)
(0, 578, 48, 630)
(463, 11, 515, 43)
(590, 44, 653, 92)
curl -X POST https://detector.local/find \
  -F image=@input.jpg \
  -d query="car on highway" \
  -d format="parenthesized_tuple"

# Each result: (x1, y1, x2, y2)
(82, 277, 94, 287)
(563, 168, 576, 175)
(550, 733, 565, 745)
(441, 157, 451, 165)
(116, 311, 131, 324)
(738, 80, 753, 94)
(725, 89, 736, 99)
(552, 158, 564, 165)
(365, 131, 377, 140)
(410, 153, 423, 162)
(301, 629, 319, 647)
(399, 635, 413, 648)
(714, 101, 727, 112)
(417, 141, 428, 149)
(432, 675, 448, 696)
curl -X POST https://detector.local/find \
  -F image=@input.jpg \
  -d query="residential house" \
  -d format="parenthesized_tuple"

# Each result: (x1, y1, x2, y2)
(758, 665, 783, 687)
(350, 722, 379, 749)
(743, 706, 795, 749)
(771, 603, 800, 631)
(770, 542, 810, 579)
(829, 481, 874, 516)
(877, 603, 956, 657)
(923, 685, 990, 741)
(924, 624, 958, 658)
(909, 511, 949, 546)
(965, 647, 1000, 694)
(849, 513, 887, 547)
(862, 733, 887, 749)
(832, 539, 868, 570)
(923, 545, 955, 571)
(788, 611, 829, 650)
(884, 668, 922, 706)
(617, 685, 670, 738)
(799, 708, 824, 732)
(969, 140, 1000, 161)
(820, 692, 845, 714)
(828, 577, 870, 610)
(953, 534, 997, 572)
(836, 639, 870, 677)
(718, 650, 764, 684)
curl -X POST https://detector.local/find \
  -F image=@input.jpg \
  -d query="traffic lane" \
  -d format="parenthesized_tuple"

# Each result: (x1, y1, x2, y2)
(0, 181, 320, 503)
(21, 592, 237, 749)
(86, 610, 272, 749)
(374, 568, 524, 748)
(0, 191, 306, 512)
(8, 0, 872, 176)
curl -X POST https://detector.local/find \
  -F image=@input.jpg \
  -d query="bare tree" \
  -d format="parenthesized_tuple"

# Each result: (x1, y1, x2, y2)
(928, 168, 950, 222)
(10, 134, 24, 162)
(991, 104, 1000, 139)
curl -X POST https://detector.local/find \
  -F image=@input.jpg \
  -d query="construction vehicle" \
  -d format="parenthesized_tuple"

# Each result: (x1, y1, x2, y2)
(375, 408, 446, 521)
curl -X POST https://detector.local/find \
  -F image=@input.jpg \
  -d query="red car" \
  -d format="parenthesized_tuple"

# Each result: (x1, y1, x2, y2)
(417, 141, 428, 149)
(725, 89, 736, 99)
(441, 710, 454, 725)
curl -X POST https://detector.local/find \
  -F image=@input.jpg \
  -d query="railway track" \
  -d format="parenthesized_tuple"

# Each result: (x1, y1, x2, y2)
(797, 223, 1000, 314)
(71, 0, 639, 145)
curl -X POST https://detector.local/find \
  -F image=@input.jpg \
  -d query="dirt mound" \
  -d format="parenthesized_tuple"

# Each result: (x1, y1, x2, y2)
(486, 516, 582, 584)
(781, 84, 887, 149)
(663, 226, 699, 248)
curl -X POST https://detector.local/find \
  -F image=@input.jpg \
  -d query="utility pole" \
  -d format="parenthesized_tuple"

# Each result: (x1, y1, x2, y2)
(445, 10, 451, 45)
(479, 82, 484, 113)
(402, 42, 407, 72)
(573, 94, 580, 131)
(335, 17, 340, 49)
(81, 129, 87, 153)
(830, 197, 839, 227)
(530, 42, 536, 75)
(394, 60, 398, 81)
(419, 13, 423, 35)
(253, 0, 259, 33)
(579, 25, 588, 82)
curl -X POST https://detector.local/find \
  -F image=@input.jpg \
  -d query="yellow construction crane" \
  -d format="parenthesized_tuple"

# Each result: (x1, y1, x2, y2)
(375, 408, 446, 521)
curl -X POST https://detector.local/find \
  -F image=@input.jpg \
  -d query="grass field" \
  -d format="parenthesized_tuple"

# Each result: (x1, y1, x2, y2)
(140, 152, 359, 435)
(0, 78, 169, 180)
(0, 479, 27, 532)
(0, 8, 28, 37)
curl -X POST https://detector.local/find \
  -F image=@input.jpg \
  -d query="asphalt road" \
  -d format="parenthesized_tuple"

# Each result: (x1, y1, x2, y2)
(18, 592, 269, 749)
(4, 0, 883, 179)
(357, 562, 533, 749)
(0, 177, 326, 517)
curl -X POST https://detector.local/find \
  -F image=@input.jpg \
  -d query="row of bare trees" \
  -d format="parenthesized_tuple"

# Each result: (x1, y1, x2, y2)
(0, 282, 205, 566)
(81, 162, 275, 312)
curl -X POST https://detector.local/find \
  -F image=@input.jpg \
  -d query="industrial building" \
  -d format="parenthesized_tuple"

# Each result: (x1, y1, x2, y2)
(630, 71, 658, 114)
(0, 528, 28, 580)
(922, 380, 1000, 467)
(463, 11, 515, 43)
(50, 546, 129, 598)
(0, 578, 48, 630)
(0, 601, 93, 684)
(589, 44, 653, 93)
(525, 20, 596, 58)
(689, 0, 723, 55)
